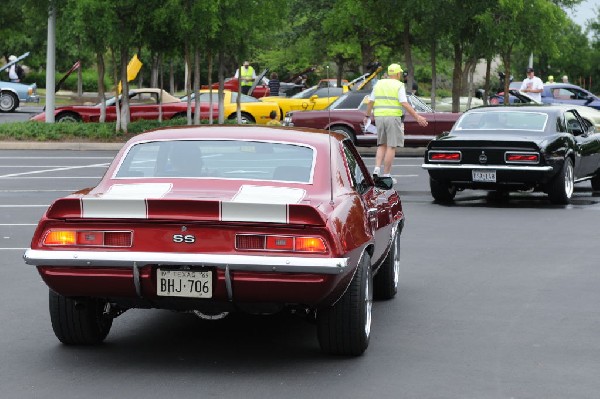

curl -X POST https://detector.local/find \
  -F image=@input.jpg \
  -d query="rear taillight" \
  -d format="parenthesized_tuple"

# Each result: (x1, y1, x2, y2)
(236, 234, 327, 253)
(429, 151, 461, 162)
(43, 230, 132, 247)
(505, 152, 539, 164)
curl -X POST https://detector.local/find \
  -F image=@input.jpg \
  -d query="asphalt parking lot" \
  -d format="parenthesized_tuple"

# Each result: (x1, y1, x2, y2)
(1, 149, 600, 398)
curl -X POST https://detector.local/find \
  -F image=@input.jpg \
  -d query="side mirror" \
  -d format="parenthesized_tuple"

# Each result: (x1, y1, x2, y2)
(373, 175, 394, 190)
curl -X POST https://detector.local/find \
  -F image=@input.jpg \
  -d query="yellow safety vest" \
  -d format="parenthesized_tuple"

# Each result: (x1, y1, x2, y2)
(240, 66, 255, 87)
(373, 79, 404, 117)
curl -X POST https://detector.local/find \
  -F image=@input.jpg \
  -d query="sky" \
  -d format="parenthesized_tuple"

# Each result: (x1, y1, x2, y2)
(566, 0, 600, 30)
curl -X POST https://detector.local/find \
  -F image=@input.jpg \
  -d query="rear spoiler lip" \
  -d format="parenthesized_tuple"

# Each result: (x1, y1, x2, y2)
(46, 198, 327, 226)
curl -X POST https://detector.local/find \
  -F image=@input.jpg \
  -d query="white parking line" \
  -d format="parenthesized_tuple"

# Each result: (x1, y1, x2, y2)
(0, 224, 37, 226)
(0, 205, 48, 207)
(0, 248, 28, 251)
(0, 163, 109, 178)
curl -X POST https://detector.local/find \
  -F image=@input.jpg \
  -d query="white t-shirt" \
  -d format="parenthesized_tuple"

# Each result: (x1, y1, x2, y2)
(520, 77, 544, 102)
(8, 65, 18, 81)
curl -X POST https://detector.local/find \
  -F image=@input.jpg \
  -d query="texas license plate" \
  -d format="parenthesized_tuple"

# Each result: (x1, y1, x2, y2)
(157, 268, 212, 298)
(472, 169, 496, 182)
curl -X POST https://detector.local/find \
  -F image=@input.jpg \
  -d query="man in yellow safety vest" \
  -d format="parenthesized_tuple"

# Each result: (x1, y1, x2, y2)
(364, 63, 428, 181)
(234, 60, 257, 95)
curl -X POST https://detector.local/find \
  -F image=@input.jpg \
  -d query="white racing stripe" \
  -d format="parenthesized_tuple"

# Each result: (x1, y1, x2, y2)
(221, 202, 288, 223)
(82, 198, 148, 219)
(231, 185, 306, 204)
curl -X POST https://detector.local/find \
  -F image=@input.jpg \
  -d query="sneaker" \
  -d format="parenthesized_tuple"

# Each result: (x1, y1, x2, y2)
(373, 167, 380, 176)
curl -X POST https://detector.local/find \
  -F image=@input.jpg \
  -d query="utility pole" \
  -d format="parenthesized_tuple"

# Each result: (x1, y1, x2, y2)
(45, 0, 56, 123)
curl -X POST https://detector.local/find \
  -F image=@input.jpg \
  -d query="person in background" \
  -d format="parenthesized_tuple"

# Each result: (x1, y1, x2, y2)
(520, 67, 544, 102)
(7, 55, 24, 83)
(266, 110, 281, 126)
(268, 72, 280, 96)
(546, 75, 555, 84)
(403, 71, 418, 94)
(234, 61, 256, 95)
(363, 63, 428, 182)
(562, 75, 569, 83)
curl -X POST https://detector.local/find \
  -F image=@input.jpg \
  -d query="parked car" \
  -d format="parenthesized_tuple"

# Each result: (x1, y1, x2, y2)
(180, 89, 279, 124)
(283, 90, 461, 147)
(422, 105, 600, 204)
(260, 85, 344, 119)
(422, 96, 483, 112)
(23, 125, 404, 356)
(31, 88, 278, 124)
(0, 54, 40, 112)
(201, 69, 270, 98)
(488, 89, 600, 130)
(30, 89, 190, 122)
(541, 83, 600, 109)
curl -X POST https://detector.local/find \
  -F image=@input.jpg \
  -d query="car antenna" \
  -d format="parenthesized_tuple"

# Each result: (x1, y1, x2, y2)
(326, 65, 334, 206)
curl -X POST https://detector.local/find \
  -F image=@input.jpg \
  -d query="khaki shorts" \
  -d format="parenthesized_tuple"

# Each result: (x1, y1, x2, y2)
(374, 116, 404, 147)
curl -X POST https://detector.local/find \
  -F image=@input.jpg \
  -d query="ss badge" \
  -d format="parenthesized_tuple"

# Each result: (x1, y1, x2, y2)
(173, 234, 196, 244)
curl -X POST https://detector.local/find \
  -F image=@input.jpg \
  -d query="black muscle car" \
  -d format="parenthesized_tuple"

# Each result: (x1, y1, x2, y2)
(421, 105, 600, 204)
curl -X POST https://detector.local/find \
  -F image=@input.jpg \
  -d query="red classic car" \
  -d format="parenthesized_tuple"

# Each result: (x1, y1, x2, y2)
(201, 69, 271, 98)
(282, 91, 461, 147)
(23, 125, 404, 356)
(30, 88, 278, 124)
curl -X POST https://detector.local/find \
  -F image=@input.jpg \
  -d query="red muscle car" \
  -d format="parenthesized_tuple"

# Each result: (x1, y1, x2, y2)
(24, 125, 404, 356)
(282, 91, 461, 147)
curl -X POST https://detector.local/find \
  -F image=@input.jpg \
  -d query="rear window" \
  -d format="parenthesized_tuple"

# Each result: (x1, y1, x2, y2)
(114, 139, 315, 183)
(455, 111, 548, 131)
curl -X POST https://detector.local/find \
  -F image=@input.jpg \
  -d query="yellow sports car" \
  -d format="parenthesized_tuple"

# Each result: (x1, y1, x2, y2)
(183, 89, 280, 124)
(260, 86, 344, 118)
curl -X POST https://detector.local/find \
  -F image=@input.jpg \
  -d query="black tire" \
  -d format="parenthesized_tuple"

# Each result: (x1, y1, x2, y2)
(591, 173, 600, 191)
(548, 158, 574, 204)
(172, 112, 187, 120)
(49, 290, 112, 345)
(228, 112, 255, 124)
(317, 253, 372, 356)
(0, 91, 19, 113)
(430, 177, 457, 202)
(374, 232, 400, 300)
(331, 125, 357, 144)
(56, 112, 82, 122)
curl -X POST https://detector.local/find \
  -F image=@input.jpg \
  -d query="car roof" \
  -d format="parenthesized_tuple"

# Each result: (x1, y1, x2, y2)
(125, 125, 347, 147)
(466, 104, 563, 116)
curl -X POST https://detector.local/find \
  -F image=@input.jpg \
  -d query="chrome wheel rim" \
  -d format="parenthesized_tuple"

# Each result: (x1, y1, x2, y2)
(0, 95, 15, 111)
(565, 161, 574, 198)
(364, 266, 372, 337)
(393, 235, 400, 288)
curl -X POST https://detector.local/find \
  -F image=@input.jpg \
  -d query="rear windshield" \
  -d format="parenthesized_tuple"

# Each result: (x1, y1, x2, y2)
(114, 139, 315, 183)
(455, 111, 548, 131)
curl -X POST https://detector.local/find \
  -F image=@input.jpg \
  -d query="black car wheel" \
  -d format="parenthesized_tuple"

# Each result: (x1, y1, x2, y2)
(49, 290, 113, 345)
(591, 173, 600, 191)
(548, 158, 574, 204)
(430, 177, 457, 202)
(374, 232, 400, 300)
(317, 253, 372, 356)
(228, 112, 255, 124)
(56, 112, 82, 122)
(0, 91, 19, 113)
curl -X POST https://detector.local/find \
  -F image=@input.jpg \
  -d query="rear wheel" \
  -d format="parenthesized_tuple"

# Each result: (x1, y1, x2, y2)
(228, 112, 255, 124)
(548, 158, 574, 204)
(430, 177, 457, 202)
(49, 290, 113, 345)
(317, 253, 372, 356)
(56, 112, 82, 122)
(374, 232, 400, 300)
(0, 91, 19, 112)
(591, 173, 600, 191)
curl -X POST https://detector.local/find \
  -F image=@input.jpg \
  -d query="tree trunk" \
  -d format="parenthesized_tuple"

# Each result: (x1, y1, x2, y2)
(218, 49, 225, 124)
(360, 41, 375, 73)
(184, 43, 192, 125)
(77, 65, 83, 97)
(97, 52, 106, 123)
(120, 47, 129, 133)
(402, 22, 415, 95)
(452, 43, 463, 113)
(483, 56, 492, 105)
(430, 39, 437, 111)
(169, 61, 175, 94)
(112, 49, 121, 133)
(193, 46, 200, 126)
(208, 50, 214, 124)
(151, 52, 159, 88)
